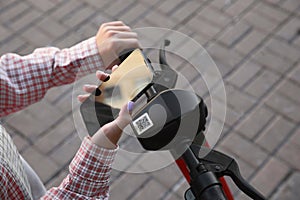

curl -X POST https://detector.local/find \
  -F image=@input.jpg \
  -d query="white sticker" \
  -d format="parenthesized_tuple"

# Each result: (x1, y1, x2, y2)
(133, 112, 154, 135)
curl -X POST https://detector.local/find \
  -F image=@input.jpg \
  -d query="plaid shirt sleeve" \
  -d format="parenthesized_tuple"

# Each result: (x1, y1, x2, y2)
(0, 125, 32, 200)
(41, 137, 118, 200)
(0, 37, 103, 117)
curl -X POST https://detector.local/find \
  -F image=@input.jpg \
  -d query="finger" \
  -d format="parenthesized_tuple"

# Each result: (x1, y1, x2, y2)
(127, 101, 134, 115)
(83, 84, 97, 93)
(115, 101, 135, 129)
(77, 94, 90, 103)
(117, 38, 141, 51)
(112, 65, 119, 72)
(103, 29, 134, 38)
(114, 31, 138, 39)
(104, 21, 126, 26)
(96, 70, 110, 82)
(104, 25, 131, 33)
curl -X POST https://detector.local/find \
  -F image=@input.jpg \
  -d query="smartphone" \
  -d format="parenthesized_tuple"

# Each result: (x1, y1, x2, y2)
(80, 49, 154, 136)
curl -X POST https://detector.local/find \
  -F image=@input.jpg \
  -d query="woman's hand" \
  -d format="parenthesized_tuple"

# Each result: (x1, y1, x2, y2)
(93, 101, 134, 147)
(77, 65, 119, 103)
(96, 21, 141, 69)
(77, 68, 134, 148)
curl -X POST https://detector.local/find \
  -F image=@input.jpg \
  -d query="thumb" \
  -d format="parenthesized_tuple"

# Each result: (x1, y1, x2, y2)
(115, 101, 134, 130)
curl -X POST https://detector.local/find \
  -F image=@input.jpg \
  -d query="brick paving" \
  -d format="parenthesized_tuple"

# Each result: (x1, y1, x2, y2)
(1, 0, 300, 199)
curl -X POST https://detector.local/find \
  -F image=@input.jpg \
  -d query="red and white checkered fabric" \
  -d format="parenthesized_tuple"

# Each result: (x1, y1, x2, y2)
(0, 37, 103, 117)
(0, 37, 118, 199)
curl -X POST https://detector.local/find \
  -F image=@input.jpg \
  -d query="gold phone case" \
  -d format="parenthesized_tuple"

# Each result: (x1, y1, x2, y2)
(95, 49, 153, 109)
(80, 49, 153, 135)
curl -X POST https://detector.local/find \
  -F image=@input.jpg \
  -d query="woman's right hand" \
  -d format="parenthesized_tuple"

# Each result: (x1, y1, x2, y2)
(96, 21, 141, 70)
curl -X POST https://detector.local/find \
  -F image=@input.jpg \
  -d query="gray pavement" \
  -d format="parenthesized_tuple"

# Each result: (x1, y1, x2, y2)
(1, 0, 300, 199)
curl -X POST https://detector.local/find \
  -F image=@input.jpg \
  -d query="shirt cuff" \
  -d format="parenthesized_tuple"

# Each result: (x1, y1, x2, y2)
(69, 136, 118, 181)
(69, 37, 104, 77)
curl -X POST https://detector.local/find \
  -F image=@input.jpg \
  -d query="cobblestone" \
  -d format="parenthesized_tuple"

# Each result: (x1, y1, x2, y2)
(104, 0, 134, 17)
(12, 134, 30, 153)
(119, 3, 148, 25)
(218, 21, 251, 48)
(265, 38, 300, 63)
(62, 5, 95, 28)
(45, 170, 68, 189)
(235, 29, 266, 55)
(152, 163, 182, 187)
(187, 16, 221, 40)
(171, 1, 202, 22)
(277, 79, 300, 104)
(34, 117, 75, 154)
(252, 2, 288, 23)
(293, 36, 300, 47)
(157, 0, 183, 14)
(272, 172, 300, 200)
(220, 133, 268, 168)
(0, 25, 11, 42)
(251, 157, 290, 197)
(22, 26, 53, 46)
(8, 9, 42, 31)
(280, 0, 300, 12)
(277, 16, 300, 41)
(26, 0, 56, 12)
(50, 0, 82, 21)
(216, 103, 242, 126)
(237, 105, 275, 139)
(225, 0, 255, 17)
(243, 10, 279, 33)
(37, 18, 67, 38)
(49, 134, 81, 166)
(276, 134, 300, 170)
(0, 37, 27, 55)
(245, 68, 280, 98)
(0, 1, 30, 23)
(255, 116, 295, 152)
(227, 60, 261, 88)
(6, 111, 50, 139)
(288, 63, 300, 85)
(110, 173, 149, 199)
(22, 146, 60, 183)
(207, 43, 243, 71)
(197, 5, 231, 28)
(217, 143, 256, 179)
(226, 85, 256, 114)
(131, 179, 167, 200)
(265, 91, 300, 122)
(144, 9, 177, 28)
(82, 0, 109, 10)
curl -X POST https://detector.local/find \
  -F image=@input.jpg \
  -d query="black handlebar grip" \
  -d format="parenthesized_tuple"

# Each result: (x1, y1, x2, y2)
(191, 171, 228, 200)
(199, 185, 227, 200)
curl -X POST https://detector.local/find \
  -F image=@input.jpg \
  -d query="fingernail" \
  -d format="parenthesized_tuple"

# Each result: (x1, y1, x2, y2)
(95, 88, 102, 96)
(96, 70, 102, 75)
(127, 101, 134, 112)
(104, 75, 110, 82)
(84, 84, 92, 88)
(112, 65, 119, 71)
(77, 96, 82, 102)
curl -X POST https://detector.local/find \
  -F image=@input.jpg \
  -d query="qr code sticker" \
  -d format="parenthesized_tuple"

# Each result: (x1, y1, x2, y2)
(133, 113, 154, 135)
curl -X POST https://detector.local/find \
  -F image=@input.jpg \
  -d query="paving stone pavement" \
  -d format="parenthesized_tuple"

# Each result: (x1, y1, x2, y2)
(1, 0, 300, 199)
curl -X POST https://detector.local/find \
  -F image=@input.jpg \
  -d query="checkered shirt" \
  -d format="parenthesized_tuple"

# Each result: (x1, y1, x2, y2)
(42, 137, 117, 200)
(0, 36, 103, 117)
(0, 37, 118, 199)
(0, 125, 32, 200)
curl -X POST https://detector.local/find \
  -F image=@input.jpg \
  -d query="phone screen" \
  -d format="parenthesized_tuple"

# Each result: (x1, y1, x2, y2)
(95, 49, 153, 109)
(80, 49, 154, 135)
